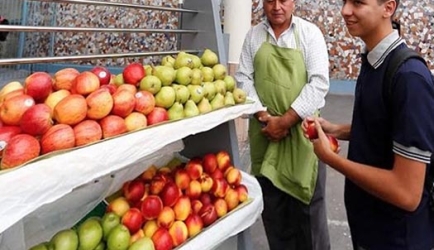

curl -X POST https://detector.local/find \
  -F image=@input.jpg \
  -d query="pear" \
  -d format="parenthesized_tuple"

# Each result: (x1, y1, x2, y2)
(201, 49, 219, 67)
(143, 64, 153, 76)
(93, 242, 105, 250)
(184, 99, 200, 117)
(174, 52, 194, 69)
(29, 242, 50, 250)
(191, 68, 204, 85)
(210, 92, 225, 110)
(175, 66, 193, 85)
(213, 64, 227, 80)
(172, 84, 190, 104)
(106, 225, 130, 250)
(224, 91, 236, 106)
(188, 85, 205, 104)
(189, 54, 203, 69)
(161, 55, 175, 68)
(233, 88, 247, 104)
(214, 80, 227, 95)
(168, 102, 185, 120)
(197, 97, 213, 114)
(153, 65, 176, 86)
(201, 66, 214, 82)
(101, 212, 120, 241)
(113, 73, 124, 86)
(50, 229, 79, 250)
(155, 86, 176, 108)
(223, 75, 236, 92)
(139, 75, 162, 94)
(202, 81, 217, 100)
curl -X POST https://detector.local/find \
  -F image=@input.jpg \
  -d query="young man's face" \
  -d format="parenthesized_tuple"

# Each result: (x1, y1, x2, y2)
(263, 0, 296, 27)
(340, 0, 389, 39)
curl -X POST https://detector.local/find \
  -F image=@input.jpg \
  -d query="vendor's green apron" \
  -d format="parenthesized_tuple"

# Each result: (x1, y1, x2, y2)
(249, 30, 318, 205)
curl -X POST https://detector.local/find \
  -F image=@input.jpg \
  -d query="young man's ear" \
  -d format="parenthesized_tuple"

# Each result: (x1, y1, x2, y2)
(383, 0, 398, 19)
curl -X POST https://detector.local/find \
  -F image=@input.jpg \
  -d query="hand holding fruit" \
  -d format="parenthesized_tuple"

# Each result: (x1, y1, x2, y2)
(307, 118, 340, 159)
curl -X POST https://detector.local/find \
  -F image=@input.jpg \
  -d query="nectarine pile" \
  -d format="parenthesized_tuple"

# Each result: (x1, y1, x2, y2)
(0, 49, 249, 171)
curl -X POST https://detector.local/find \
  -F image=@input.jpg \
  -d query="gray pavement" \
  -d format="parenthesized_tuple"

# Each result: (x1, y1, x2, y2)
(245, 94, 355, 250)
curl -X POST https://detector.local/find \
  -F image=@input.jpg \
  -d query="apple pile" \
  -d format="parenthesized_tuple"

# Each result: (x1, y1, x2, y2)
(0, 49, 248, 171)
(104, 150, 249, 250)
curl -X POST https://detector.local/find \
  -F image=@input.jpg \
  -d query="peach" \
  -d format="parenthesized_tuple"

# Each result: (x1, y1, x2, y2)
(199, 203, 218, 227)
(235, 184, 249, 202)
(185, 179, 202, 200)
(141, 195, 163, 221)
(174, 169, 191, 190)
(214, 198, 228, 218)
(199, 193, 212, 206)
(157, 206, 175, 229)
(191, 199, 203, 215)
(185, 158, 203, 180)
(210, 168, 224, 180)
(211, 177, 229, 198)
(199, 173, 214, 192)
(141, 165, 158, 183)
(150, 174, 167, 195)
(151, 227, 173, 250)
(143, 220, 158, 238)
(121, 207, 144, 234)
(216, 150, 231, 172)
(185, 214, 204, 237)
(202, 153, 218, 174)
(225, 167, 242, 186)
(107, 196, 131, 217)
(224, 188, 240, 211)
(123, 179, 146, 205)
(160, 181, 181, 207)
(168, 221, 188, 247)
(173, 196, 192, 221)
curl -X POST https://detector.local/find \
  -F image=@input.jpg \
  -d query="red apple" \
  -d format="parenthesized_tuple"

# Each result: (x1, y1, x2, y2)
(44, 89, 71, 115)
(73, 119, 102, 146)
(123, 63, 146, 86)
(111, 89, 136, 118)
(199, 203, 218, 227)
(24, 72, 53, 102)
(121, 208, 144, 234)
(53, 68, 79, 91)
(53, 94, 87, 126)
(123, 179, 146, 205)
(71, 71, 100, 96)
(135, 90, 155, 115)
(141, 195, 163, 221)
(124, 112, 147, 132)
(202, 153, 218, 174)
(151, 227, 173, 250)
(40, 124, 75, 154)
(86, 88, 114, 120)
(146, 107, 168, 126)
(185, 213, 204, 237)
(20, 103, 53, 136)
(160, 181, 181, 207)
(0, 125, 22, 157)
(90, 66, 111, 85)
(306, 120, 318, 139)
(1, 134, 40, 170)
(0, 94, 35, 126)
(99, 83, 117, 95)
(328, 135, 339, 153)
(99, 115, 127, 139)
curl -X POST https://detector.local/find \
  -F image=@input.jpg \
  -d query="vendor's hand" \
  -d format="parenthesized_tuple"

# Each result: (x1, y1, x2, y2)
(260, 115, 290, 142)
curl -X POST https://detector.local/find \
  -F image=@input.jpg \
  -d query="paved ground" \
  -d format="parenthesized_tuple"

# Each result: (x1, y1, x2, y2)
(245, 94, 355, 250)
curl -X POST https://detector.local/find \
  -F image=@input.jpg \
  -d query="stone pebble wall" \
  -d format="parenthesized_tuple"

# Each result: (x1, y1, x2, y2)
(22, 0, 434, 80)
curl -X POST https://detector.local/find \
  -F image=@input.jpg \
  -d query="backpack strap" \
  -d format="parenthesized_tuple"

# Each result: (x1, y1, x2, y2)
(382, 47, 427, 109)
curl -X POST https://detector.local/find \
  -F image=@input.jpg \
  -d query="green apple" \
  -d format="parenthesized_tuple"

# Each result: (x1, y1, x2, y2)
(139, 75, 162, 95)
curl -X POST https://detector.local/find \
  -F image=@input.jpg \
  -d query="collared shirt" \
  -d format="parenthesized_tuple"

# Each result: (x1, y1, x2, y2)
(234, 16, 329, 118)
(346, 30, 434, 249)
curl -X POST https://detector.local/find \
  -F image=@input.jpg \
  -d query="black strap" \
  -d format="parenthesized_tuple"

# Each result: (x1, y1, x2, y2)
(383, 47, 427, 109)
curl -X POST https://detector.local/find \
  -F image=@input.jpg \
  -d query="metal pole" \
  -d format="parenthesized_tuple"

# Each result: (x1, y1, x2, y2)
(177, 0, 184, 50)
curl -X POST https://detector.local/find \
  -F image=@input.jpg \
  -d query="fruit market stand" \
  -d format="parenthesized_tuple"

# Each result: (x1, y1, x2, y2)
(0, 0, 265, 249)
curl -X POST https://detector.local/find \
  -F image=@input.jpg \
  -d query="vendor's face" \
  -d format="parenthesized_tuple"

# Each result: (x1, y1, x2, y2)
(263, 0, 295, 28)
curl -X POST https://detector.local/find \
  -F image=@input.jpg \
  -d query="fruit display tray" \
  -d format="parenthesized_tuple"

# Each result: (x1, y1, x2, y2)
(0, 99, 264, 249)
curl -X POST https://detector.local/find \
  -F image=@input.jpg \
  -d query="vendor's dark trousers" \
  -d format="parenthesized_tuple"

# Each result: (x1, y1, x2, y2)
(257, 162, 330, 250)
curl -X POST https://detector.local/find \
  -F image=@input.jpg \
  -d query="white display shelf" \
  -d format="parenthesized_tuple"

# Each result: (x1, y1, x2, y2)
(0, 100, 263, 238)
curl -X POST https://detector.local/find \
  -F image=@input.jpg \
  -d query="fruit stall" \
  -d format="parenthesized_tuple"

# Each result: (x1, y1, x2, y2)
(0, 0, 264, 249)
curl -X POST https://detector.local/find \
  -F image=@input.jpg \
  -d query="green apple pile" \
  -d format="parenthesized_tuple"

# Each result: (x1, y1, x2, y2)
(28, 150, 249, 250)
(0, 49, 247, 172)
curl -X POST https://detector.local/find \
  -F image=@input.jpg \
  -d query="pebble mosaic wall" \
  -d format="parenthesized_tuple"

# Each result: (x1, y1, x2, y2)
(20, 0, 434, 80)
